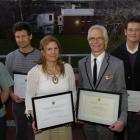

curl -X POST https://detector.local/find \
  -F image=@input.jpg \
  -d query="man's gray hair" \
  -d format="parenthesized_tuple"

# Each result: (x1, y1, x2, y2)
(87, 25, 108, 41)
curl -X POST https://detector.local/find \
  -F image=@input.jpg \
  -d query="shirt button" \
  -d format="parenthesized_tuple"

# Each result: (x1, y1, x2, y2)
(128, 76, 131, 79)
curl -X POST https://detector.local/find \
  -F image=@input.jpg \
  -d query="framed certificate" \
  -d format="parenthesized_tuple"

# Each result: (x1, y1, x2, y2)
(32, 91, 74, 130)
(76, 88, 121, 126)
(128, 90, 140, 112)
(14, 73, 27, 99)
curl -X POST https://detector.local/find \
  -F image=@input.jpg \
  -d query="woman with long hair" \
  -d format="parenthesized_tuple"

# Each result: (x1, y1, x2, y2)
(25, 35, 76, 140)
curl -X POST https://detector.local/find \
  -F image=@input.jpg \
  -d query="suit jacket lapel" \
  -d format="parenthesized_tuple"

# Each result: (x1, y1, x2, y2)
(95, 53, 109, 89)
(85, 55, 94, 89)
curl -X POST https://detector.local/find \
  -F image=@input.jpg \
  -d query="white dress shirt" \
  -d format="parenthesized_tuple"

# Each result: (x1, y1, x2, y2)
(126, 43, 138, 54)
(91, 52, 105, 79)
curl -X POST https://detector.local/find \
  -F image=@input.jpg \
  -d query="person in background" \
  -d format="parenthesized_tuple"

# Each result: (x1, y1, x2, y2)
(78, 24, 127, 140)
(0, 62, 14, 140)
(5, 21, 40, 140)
(25, 35, 76, 140)
(112, 16, 140, 140)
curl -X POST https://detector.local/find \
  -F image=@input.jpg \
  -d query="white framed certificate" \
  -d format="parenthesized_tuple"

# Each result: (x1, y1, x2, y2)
(32, 91, 74, 130)
(14, 73, 27, 99)
(128, 90, 140, 112)
(76, 88, 120, 126)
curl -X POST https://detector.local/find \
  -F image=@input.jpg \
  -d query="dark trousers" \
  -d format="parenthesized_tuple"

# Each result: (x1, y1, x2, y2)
(12, 102, 28, 140)
(127, 112, 140, 140)
(83, 124, 115, 140)
(115, 130, 125, 140)
(83, 124, 125, 140)
(0, 115, 6, 140)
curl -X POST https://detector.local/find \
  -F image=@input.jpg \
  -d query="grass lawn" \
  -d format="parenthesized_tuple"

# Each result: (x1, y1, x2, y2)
(0, 34, 125, 68)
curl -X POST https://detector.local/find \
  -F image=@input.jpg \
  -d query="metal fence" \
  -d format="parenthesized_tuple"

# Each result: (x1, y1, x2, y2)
(0, 54, 88, 71)
(62, 54, 88, 71)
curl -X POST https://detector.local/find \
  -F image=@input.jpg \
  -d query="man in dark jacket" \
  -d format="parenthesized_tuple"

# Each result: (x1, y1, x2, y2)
(112, 16, 140, 140)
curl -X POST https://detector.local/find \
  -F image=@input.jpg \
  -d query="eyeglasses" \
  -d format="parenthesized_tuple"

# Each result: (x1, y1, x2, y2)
(88, 37, 104, 42)
(127, 28, 140, 33)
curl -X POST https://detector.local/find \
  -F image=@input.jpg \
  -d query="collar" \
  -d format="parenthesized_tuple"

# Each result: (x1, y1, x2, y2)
(126, 43, 138, 54)
(18, 48, 35, 56)
(91, 52, 105, 64)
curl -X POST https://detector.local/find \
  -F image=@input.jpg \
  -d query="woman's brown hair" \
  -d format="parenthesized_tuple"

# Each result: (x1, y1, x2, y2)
(38, 35, 64, 75)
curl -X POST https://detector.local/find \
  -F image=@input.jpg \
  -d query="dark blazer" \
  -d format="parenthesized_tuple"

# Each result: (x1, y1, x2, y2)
(78, 52, 127, 122)
(111, 42, 140, 91)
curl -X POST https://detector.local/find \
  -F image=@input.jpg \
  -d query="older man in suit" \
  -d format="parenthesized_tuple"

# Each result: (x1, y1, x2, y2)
(78, 25, 127, 140)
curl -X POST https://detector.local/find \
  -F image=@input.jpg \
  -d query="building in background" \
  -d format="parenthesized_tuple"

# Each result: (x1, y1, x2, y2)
(61, 5, 95, 34)
(37, 13, 55, 34)
(0, 0, 140, 36)
(57, 15, 63, 34)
